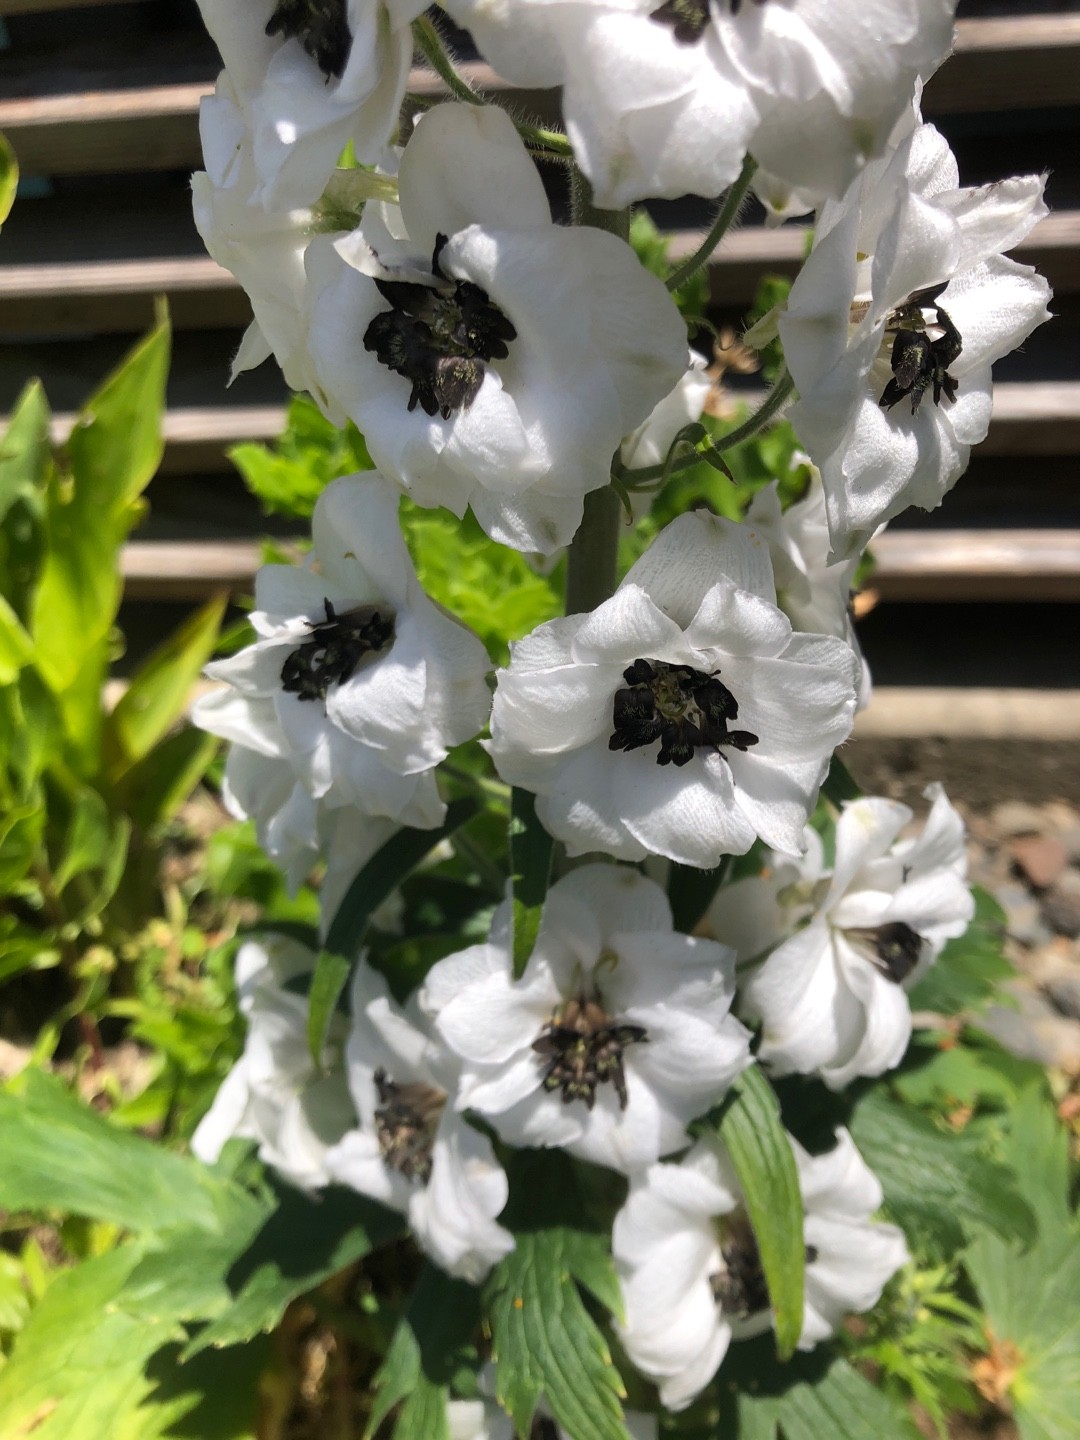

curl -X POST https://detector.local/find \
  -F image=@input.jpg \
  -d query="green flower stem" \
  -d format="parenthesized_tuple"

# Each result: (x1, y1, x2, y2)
(565, 167, 631, 619)
(565, 484, 624, 618)
(614, 368, 796, 487)
(412, 15, 484, 105)
(665, 154, 757, 293)
(411, 17, 574, 160)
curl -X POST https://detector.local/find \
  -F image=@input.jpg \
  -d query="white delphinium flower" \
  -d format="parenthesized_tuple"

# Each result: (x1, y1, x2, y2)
(442, 0, 954, 209)
(306, 103, 688, 554)
(193, 74, 330, 402)
(192, 474, 491, 872)
(745, 470, 872, 707)
(621, 352, 712, 471)
(613, 1127, 907, 1410)
(421, 865, 752, 1174)
(731, 784, 974, 1088)
(325, 963, 514, 1283)
(488, 510, 860, 867)
(781, 110, 1052, 559)
(447, 1398, 513, 1440)
(196, 0, 419, 209)
(192, 937, 353, 1189)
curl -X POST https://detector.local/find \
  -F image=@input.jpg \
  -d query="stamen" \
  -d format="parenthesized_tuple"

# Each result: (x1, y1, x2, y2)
(709, 1213, 770, 1317)
(364, 234, 517, 420)
(651, 0, 766, 43)
(879, 283, 963, 415)
(280, 598, 395, 703)
(265, 0, 351, 80)
(609, 658, 759, 767)
(373, 1068, 447, 1184)
(533, 992, 647, 1110)
(845, 921, 924, 984)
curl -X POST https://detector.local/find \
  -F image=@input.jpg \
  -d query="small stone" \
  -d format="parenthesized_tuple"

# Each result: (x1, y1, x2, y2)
(1046, 974, 1080, 1022)
(995, 882, 1052, 947)
(1010, 833, 1068, 890)
(981, 985, 1080, 1070)
(991, 801, 1046, 837)
(1041, 883, 1080, 939)
(1059, 824, 1080, 864)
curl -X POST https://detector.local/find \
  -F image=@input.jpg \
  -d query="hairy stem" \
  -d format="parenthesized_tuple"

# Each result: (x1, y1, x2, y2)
(412, 15, 484, 105)
(665, 155, 757, 293)
(614, 368, 796, 487)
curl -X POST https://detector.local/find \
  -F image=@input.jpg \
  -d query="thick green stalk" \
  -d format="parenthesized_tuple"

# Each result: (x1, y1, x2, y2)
(564, 169, 631, 617)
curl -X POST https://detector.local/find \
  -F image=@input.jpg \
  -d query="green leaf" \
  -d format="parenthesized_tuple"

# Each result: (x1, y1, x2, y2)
(709, 1336, 923, 1440)
(848, 1087, 1036, 1256)
(31, 317, 169, 728)
(0, 380, 51, 625)
(509, 787, 553, 978)
(369, 1266, 481, 1440)
(117, 725, 220, 829)
(0, 129, 17, 229)
(821, 756, 862, 808)
(183, 1181, 403, 1358)
(324, 797, 480, 960)
(997, 1082, 1076, 1241)
(907, 887, 1012, 1015)
(967, 1229, 1080, 1440)
(0, 1242, 179, 1440)
(104, 594, 226, 779)
(715, 1066, 804, 1360)
(0, 1068, 241, 1234)
(667, 855, 732, 935)
(0, 591, 34, 682)
(487, 1229, 627, 1440)
(307, 949, 352, 1066)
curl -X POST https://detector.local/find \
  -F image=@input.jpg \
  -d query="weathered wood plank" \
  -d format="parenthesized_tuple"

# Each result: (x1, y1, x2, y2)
(7, 381, 1078, 475)
(1, 19, 1076, 176)
(869, 529, 1080, 602)
(118, 529, 1080, 603)
(2, 210, 1072, 334)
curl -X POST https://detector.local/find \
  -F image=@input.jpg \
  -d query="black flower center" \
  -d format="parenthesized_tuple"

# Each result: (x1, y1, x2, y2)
(265, 0, 351, 79)
(533, 991, 647, 1111)
(363, 234, 517, 421)
(373, 1068, 447, 1184)
(879, 283, 963, 415)
(845, 921, 924, 984)
(279, 598, 395, 703)
(710, 1216, 818, 1318)
(609, 658, 759, 768)
(650, 0, 766, 45)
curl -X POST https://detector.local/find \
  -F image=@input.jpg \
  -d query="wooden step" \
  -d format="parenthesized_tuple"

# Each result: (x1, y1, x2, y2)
(8, 381, 1079, 476)
(2, 210, 1073, 335)
(868, 529, 1080, 602)
(117, 529, 1080, 604)
(0, 18, 1075, 177)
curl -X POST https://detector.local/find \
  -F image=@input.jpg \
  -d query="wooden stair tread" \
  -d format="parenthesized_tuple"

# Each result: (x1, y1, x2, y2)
(2, 211, 1074, 334)
(115, 529, 1080, 603)
(1, 19, 1077, 175)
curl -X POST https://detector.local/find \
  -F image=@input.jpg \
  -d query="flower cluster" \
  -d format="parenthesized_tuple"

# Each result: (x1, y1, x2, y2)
(187, 0, 1049, 1427)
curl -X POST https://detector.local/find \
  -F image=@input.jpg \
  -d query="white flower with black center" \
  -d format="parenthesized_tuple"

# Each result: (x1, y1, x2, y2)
(306, 103, 688, 554)
(613, 1127, 907, 1410)
(420, 865, 752, 1175)
(192, 937, 354, 1190)
(325, 963, 515, 1283)
(192, 474, 491, 868)
(731, 784, 974, 1088)
(441, 0, 954, 209)
(745, 471, 872, 707)
(196, 0, 420, 209)
(780, 111, 1052, 559)
(487, 511, 859, 867)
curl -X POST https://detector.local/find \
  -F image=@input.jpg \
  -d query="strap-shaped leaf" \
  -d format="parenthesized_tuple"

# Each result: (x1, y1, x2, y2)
(509, 787, 553, 978)
(717, 1066, 805, 1360)
(667, 854, 732, 935)
(306, 949, 353, 1068)
(821, 755, 862, 808)
(324, 797, 480, 960)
